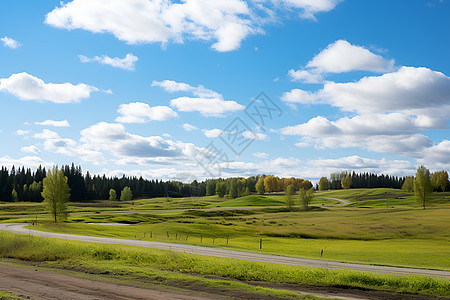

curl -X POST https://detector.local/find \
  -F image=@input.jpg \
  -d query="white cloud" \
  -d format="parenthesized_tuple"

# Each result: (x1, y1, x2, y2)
(307, 40, 395, 73)
(171, 97, 245, 116)
(35, 120, 70, 127)
(33, 129, 60, 140)
(21, 145, 41, 154)
(288, 69, 323, 83)
(242, 130, 269, 141)
(152, 80, 221, 98)
(318, 67, 450, 117)
(283, 67, 450, 128)
(253, 152, 269, 159)
(288, 40, 395, 83)
(45, 0, 341, 52)
(43, 138, 105, 164)
(419, 140, 450, 169)
(0, 72, 98, 103)
(45, 0, 253, 52)
(80, 122, 201, 163)
(281, 88, 318, 104)
(282, 0, 342, 21)
(182, 123, 198, 131)
(15, 129, 30, 135)
(202, 129, 224, 138)
(281, 114, 437, 155)
(116, 102, 178, 123)
(0, 155, 53, 170)
(79, 53, 138, 71)
(1, 36, 22, 49)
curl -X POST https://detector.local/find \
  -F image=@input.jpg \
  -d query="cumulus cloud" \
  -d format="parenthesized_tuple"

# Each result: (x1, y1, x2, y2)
(419, 140, 450, 169)
(182, 123, 198, 131)
(45, 0, 341, 52)
(171, 97, 245, 116)
(281, 88, 318, 104)
(1, 36, 22, 49)
(318, 67, 450, 117)
(283, 67, 450, 128)
(281, 114, 437, 155)
(0, 155, 53, 169)
(253, 152, 269, 159)
(79, 53, 138, 71)
(33, 129, 60, 139)
(152, 80, 221, 98)
(288, 69, 322, 84)
(43, 138, 105, 164)
(45, 0, 253, 52)
(306, 40, 395, 73)
(242, 130, 269, 141)
(202, 129, 224, 138)
(116, 102, 178, 123)
(0, 72, 98, 103)
(282, 0, 342, 21)
(288, 40, 395, 83)
(21, 145, 41, 154)
(35, 120, 70, 127)
(80, 122, 201, 163)
(15, 129, 30, 136)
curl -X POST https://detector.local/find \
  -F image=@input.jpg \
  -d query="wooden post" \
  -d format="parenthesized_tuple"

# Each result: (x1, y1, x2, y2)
(150, 231, 152, 238)
(144, 232, 146, 238)
(176, 233, 177, 239)
(259, 238, 262, 249)
(227, 237, 229, 245)
(167, 231, 169, 238)
(213, 238, 215, 244)
(186, 235, 188, 241)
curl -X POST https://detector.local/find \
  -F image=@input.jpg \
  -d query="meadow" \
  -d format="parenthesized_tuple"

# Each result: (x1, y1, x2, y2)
(0, 188, 449, 298)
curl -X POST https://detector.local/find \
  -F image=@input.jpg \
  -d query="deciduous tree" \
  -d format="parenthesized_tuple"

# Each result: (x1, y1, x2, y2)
(109, 189, 117, 201)
(414, 166, 432, 210)
(41, 166, 70, 222)
(318, 177, 329, 191)
(341, 175, 352, 189)
(285, 184, 295, 211)
(120, 186, 133, 201)
(299, 187, 315, 211)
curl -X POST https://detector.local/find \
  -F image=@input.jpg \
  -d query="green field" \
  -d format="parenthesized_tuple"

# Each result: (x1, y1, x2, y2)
(0, 231, 448, 298)
(1, 188, 449, 297)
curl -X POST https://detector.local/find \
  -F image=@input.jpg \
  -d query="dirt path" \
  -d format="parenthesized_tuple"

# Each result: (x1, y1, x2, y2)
(321, 197, 351, 206)
(0, 263, 214, 300)
(1, 223, 448, 278)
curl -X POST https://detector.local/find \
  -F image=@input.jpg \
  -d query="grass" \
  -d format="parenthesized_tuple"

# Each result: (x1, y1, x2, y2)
(0, 291, 24, 300)
(0, 231, 448, 298)
(2, 188, 449, 293)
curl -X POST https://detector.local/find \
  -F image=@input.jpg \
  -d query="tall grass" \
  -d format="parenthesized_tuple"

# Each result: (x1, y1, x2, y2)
(0, 232, 448, 297)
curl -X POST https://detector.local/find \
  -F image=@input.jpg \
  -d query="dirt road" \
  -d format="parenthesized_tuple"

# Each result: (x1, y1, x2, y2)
(1, 223, 448, 278)
(0, 263, 214, 300)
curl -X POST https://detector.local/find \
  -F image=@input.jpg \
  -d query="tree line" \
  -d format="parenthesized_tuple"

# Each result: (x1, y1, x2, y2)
(0, 164, 313, 202)
(0, 163, 206, 202)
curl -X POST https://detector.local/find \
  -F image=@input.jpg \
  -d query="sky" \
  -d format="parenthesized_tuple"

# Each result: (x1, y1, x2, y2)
(0, 0, 449, 182)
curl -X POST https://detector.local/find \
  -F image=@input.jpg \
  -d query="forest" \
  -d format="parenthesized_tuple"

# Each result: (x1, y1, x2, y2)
(0, 163, 414, 202)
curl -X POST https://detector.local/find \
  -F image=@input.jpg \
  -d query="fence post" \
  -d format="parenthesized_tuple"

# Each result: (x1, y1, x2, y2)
(260, 239, 262, 249)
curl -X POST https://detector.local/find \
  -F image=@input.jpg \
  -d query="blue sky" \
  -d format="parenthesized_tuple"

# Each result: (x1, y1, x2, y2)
(1, 0, 449, 182)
